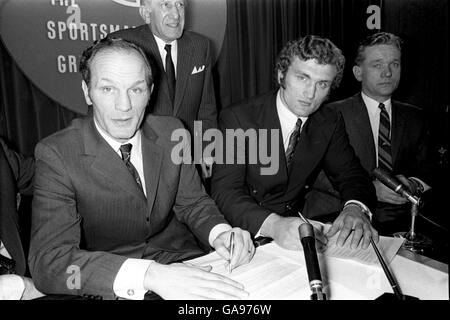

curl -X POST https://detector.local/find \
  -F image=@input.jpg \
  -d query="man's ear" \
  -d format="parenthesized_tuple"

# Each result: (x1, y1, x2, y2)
(81, 80, 93, 105)
(277, 70, 285, 89)
(149, 83, 154, 95)
(139, 4, 151, 24)
(352, 65, 362, 82)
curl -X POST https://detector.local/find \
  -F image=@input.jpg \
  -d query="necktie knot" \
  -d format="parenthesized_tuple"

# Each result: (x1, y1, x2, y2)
(164, 44, 172, 54)
(119, 143, 132, 162)
(379, 103, 386, 111)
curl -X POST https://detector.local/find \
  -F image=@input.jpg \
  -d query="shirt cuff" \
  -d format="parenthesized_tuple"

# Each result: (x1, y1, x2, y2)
(203, 156, 214, 165)
(344, 200, 372, 221)
(208, 223, 232, 247)
(409, 177, 431, 193)
(113, 258, 154, 300)
(0, 241, 12, 259)
(0, 275, 25, 300)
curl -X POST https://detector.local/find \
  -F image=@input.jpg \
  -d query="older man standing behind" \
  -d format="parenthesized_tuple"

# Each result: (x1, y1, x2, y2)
(109, 0, 216, 177)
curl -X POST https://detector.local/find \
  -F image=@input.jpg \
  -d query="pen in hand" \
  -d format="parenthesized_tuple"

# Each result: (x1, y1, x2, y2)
(228, 232, 235, 274)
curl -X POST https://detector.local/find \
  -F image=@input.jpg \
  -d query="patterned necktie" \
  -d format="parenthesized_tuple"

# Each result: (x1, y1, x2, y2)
(119, 144, 144, 192)
(285, 118, 302, 169)
(378, 103, 393, 172)
(164, 44, 176, 104)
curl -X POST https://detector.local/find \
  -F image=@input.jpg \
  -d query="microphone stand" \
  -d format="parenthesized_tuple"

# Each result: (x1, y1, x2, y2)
(393, 197, 432, 253)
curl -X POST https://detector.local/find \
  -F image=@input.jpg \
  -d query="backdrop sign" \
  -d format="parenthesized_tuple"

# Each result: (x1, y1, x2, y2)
(0, 0, 227, 114)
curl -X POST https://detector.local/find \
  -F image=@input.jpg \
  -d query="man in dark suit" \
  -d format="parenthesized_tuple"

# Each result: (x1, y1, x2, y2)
(211, 36, 378, 252)
(29, 38, 253, 300)
(303, 32, 432, 235)
(109, 0, 216, 178)
(0, 137, 43, 299)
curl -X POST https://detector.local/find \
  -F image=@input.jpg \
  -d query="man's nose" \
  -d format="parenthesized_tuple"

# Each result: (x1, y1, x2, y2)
(115, 92, 132, 112)
(168, 5, 180, 20)
(303, 82, 316, 99)
(381, 65, 392, 77)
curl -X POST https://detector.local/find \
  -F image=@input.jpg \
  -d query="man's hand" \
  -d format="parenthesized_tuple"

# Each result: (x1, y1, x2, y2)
(143, 262, 249, 300)
(373, 179, 408, 204)
(396, 175, 419, 194)
(213, 228, 254, 271)
(326, 204, 379, 250)
(261, 214, 328, 251)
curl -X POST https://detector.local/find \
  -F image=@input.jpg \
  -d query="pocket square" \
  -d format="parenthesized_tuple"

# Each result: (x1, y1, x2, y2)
(191, 65, 205, 74)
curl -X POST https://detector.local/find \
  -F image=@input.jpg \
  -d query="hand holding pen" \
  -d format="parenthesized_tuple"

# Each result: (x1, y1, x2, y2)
(212, 228, 255, 273)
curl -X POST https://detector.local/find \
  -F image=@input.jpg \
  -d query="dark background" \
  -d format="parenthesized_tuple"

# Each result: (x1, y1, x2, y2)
(1, 0, 448, 260)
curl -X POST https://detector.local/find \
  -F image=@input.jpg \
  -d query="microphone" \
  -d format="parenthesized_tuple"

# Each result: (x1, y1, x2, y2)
(373, 167, 420, 205)
(298, 223, 326, 300)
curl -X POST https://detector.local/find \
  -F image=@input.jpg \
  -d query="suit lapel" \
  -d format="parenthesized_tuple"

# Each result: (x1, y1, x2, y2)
(287, 112, 327, 189)
(353, 94, 377, 171)
(141, 123, 163, 214)
(173, 35, 193, 116)
(255, 94, 288, 186)
(82, 117, 147, 203)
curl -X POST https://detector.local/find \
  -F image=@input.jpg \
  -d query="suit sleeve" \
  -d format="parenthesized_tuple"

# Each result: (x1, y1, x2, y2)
(172, 129, 227, 248)
(211, 108, 273, 236)
(322, 113, 377, 211)
(0, 138, 34, 196)
(29, 142, 127, 299)
(197, 38, 218, 135)
(403, 113, 434, 186)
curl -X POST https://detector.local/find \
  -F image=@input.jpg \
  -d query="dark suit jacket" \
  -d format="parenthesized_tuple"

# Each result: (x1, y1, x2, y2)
(210, 91, 376, 235)
(0, 137, 34, 276)
(303, 93, 433, 227)
(29, 115, 227, 299)
(109, 25, 217, 140)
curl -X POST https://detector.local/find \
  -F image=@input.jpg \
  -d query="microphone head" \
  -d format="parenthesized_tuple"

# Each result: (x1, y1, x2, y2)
(373, 167, 402, 190)
(299, 222, 314, 239)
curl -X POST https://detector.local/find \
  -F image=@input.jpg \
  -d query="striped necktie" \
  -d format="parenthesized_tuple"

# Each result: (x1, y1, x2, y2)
(378, 103, 393, 172)
(285, 118, 302, 169)
(119, 144, 144, 192)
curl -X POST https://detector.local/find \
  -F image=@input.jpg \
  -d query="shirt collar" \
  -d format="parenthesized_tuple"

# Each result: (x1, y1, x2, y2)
(153, 34, 177, 55)
(361, 91, 392, 117)
(94, 119, 142, 155)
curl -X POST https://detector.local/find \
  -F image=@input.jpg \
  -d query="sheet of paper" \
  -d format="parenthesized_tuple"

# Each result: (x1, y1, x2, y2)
(322, 235, 404, 265)
(186, 241, 447, 300)
(187, 244, 310, 300)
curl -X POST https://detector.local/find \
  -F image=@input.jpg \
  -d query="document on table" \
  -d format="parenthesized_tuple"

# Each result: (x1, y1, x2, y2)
(186, 244, 312, 299)
(186, 234, 405, 299)
(322, 235, 404, 265)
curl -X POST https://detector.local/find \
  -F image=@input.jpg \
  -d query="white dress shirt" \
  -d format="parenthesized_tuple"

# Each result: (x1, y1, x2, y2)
(361, 92, 429, 191)
(153, 34, 178, 77)
(94, 121, 230, 299)
(0, 241, 12, 260)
